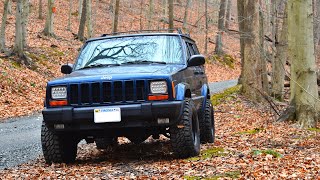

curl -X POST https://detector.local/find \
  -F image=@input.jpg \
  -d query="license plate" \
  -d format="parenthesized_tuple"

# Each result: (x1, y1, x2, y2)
(94, 108, 121, 123)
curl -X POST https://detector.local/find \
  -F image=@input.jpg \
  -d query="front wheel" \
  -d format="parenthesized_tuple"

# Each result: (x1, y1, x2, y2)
(170, 99, 200, 158)
(41, 122, 78, 164)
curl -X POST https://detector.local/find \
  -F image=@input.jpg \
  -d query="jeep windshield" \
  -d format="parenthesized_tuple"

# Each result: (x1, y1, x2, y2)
(75, 35, 183, 70)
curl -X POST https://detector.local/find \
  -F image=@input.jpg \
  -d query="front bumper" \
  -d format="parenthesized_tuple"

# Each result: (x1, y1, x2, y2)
(42, 101, 184, 131)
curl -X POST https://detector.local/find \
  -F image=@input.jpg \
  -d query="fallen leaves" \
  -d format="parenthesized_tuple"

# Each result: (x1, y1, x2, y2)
(0, 92, 319, 179)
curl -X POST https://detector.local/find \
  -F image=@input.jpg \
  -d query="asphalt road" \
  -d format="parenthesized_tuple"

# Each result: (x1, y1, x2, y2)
(0, 79, 238, 170)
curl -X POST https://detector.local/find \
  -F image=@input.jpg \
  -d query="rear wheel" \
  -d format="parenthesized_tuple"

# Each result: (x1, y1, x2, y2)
(170, 99, 200, 158)
(41, 122, 78, 164)
(199, 100, 215, 143)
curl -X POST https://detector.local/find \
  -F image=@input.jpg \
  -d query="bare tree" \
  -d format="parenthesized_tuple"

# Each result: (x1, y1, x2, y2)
(218, 0, 227, 31)
(14, 0, 24, 58)
(237, 0, 245, 84)
(38, 0, 43, 19)
(12, 0, 30, 65)
(225, 0, 232, 29)
(79, 0, 83, 20)
(271, 2, 288, 100)
(205, 0, 208, 54)
(168, 0, 174, 31)
(67, 0, 72, 31)
(86, 0, 93, 38)
(0, 0, 10, 53)
(147, 0, 154, 29)
(112, 0, 120, 33)
(314, 0, 320, 46)
(259, 6, 269, 94)
(182, 0, 192, 31)
(215, 0, 227, 56)
(22, 0, 29, 47)
(8, 0, 12, 14)
(78, 0, 87, 41)
(285, 0, 318, 128)
(239, 0, 263, 102)
(43, 0, 55, 37)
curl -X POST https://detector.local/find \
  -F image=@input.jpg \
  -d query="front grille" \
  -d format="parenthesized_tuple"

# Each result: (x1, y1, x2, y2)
(69, 80, 147, 105)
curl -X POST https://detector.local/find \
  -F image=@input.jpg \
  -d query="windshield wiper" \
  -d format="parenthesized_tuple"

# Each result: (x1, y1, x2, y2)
(121, 60, 166, 65)
(78, 63, 120, 70)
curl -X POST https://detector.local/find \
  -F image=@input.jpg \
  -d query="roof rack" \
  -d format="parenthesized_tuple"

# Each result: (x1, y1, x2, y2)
(101, 28, 187, 37)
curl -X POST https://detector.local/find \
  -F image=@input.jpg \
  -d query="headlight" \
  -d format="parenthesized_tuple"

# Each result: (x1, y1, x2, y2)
(51, 86, 67, 99)
(150, 81, 168, 94)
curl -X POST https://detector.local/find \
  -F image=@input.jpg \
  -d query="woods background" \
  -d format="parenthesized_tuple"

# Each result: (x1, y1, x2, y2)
(0, 0, 320, 128)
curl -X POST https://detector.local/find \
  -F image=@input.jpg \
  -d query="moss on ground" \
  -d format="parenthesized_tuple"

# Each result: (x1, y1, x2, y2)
(252, 149, 283, 158)
(237, 128, 264, 135)
(308, 128, 320, 132)
(187, 147, 227, 161)
(211, 85, 241, 106)
(184, 171, 240, 180)
(206, 54, 236, 69)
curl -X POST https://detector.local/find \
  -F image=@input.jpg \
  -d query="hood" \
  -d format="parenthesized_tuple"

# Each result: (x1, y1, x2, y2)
(49, 64, 185, 84)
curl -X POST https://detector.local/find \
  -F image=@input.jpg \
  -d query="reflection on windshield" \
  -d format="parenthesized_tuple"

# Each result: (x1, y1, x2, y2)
(75, 35, 183, 70)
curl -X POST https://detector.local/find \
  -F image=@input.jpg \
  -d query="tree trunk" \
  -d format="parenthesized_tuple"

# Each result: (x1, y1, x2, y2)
(314, 0, 320, 46)
(67, 0, 72, 31)
(22, 0, 29, 47)
(225, 0, 231, 29)
(140, 0, 143, 30)
(147, 0, 154, 29)
(43, 0, 55, 37)
(78, 0, 83, 20)
(112, 0, 120, 33)
(13, 0, 25, 59)
(271, 2, 288, 101)
(0, 0, 10, 53)
(38, 0, 43, 19)
(214, 33, 223, 55)
(237, 0, 245, 84)
(218, 0, 227, 31)
(240, 0, 263, 102)
(287, 0, 318, 128)
(86, 0, 92, 38)
(182, 0, 191, 31)
(162, 0, 167, 20)
(204, 0, 208, 54)
(168, 0, 174, 32)
(259, 7, 269, 94)
(78, 0, 87, 41)
(8, 0, 12, 14)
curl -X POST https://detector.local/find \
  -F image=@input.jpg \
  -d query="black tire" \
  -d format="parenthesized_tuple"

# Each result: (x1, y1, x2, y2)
(95, 137, 118, 149)
(199, 100, 215, 143)
(41, 122, 78, 164)
(170, 99, 200, 158)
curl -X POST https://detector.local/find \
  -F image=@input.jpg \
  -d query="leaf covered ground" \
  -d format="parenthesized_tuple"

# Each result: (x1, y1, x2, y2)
(0, 89, 319, 179)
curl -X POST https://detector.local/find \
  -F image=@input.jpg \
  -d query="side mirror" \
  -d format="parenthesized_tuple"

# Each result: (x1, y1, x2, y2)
(187, 55, 205, 67)
(61, 64, 73, 74)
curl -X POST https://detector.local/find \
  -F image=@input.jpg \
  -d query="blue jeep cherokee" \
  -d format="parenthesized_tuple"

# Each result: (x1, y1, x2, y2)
(41, 30, 215, 163)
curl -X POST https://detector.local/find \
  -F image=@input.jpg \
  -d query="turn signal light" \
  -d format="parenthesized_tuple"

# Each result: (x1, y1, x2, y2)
(49, 100, 68, 106)
(148, 95, 169, 101)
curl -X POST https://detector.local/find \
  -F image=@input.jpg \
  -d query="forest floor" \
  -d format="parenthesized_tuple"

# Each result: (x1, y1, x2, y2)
(0, 87, 319, 179)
